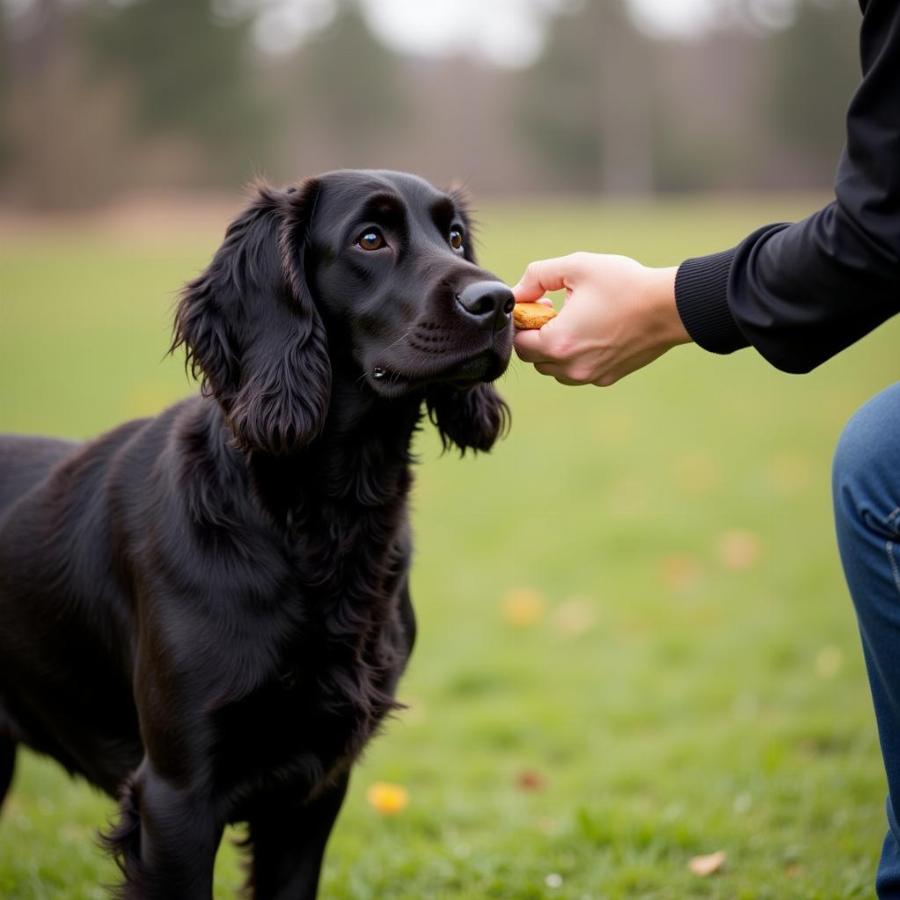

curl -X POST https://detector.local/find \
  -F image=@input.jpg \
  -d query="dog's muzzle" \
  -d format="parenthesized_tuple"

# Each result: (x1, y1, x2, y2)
(455, 281, 515, 332)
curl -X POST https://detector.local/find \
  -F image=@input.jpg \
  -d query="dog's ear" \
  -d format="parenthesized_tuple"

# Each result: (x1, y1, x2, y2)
(172, 179, 331, 455)
(426, 383, 509, 455)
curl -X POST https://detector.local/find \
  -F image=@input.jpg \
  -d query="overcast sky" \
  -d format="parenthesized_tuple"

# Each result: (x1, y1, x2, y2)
(253, 0, 782, 63)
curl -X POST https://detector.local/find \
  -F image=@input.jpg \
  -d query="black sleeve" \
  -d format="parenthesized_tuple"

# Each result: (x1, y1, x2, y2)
(674, 0, 900, 374)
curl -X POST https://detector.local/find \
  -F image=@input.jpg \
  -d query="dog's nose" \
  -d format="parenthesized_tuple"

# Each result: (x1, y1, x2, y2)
(456, 281, 515, 324)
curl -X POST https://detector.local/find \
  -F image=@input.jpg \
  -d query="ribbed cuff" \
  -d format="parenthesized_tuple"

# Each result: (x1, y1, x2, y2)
(675, 248, 749, 354)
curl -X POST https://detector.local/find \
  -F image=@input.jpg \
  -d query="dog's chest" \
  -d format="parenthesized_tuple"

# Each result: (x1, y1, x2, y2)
(216, 614, 406, 808)
(214, 527, 412, 808)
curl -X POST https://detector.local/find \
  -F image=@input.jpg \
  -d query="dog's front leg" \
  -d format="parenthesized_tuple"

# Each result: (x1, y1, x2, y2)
(105, 759, 222, 900)
(245, 772, 350, 900)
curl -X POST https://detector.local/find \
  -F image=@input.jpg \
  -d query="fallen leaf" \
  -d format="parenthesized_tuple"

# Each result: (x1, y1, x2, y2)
(501, 588, 545, 627)
(366, 782, 409, 816)
(717, 529, 761, 571)
(689, 850, 726, 877)
(515, 769, 546, 792)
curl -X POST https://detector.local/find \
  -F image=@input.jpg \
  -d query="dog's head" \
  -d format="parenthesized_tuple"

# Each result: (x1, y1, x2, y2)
(174, 170, 512, 456)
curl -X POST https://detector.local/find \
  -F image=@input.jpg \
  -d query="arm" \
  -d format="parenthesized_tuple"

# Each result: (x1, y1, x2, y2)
(677, 0, 900, 373)
(515, 0, 900, 384)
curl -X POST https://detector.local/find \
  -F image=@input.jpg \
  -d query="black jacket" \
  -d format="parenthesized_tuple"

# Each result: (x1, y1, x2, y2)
(674, 0, 900, 373)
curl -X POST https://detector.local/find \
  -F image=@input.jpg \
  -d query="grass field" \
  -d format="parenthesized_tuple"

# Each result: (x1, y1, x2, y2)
(1, 194, 898, 899)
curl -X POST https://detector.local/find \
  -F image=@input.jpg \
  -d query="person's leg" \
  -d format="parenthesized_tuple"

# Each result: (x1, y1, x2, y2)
(833, 382, 900, 898)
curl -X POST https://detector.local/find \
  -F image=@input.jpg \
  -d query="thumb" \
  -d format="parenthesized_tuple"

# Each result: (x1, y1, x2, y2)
(512, 256, 575, 304)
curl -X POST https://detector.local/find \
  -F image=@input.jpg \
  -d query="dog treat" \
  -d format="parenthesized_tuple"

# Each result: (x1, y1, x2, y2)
(513, 302, 557, 330)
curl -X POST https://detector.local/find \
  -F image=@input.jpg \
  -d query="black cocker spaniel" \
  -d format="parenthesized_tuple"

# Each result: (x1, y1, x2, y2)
(0, 170, 514, 899)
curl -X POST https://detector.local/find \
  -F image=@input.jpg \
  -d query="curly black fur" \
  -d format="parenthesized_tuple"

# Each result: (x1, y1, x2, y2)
(0, 170, 513, 899)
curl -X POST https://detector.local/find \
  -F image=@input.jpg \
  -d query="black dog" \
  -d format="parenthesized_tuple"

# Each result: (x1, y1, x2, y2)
(0, 170, 513, 898)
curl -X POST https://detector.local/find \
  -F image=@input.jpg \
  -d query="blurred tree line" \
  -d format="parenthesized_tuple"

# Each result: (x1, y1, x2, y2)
(0, 0, 860, 208)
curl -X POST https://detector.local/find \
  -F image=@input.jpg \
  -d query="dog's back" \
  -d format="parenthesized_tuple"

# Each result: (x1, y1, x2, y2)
(0, 429, 146, 796)
(0, 435, 77, 515)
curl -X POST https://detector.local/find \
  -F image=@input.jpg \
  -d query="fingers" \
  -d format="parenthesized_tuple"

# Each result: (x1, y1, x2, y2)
(512, 254, 584, 304)
(542, 368, 583, 386)
(516, 323, 608, 385)
(513, 252, 605, 386)
(516, 329, 586, 385)
(513, 328, 547, 364)
(533, 362, 583, 386)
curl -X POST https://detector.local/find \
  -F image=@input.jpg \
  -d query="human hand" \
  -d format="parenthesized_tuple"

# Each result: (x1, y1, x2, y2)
(512, 253, 691, 386)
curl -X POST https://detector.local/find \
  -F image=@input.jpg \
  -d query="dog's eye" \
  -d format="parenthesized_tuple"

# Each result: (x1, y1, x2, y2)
(357, 229, 386, 252)
(449, 228, 464, 251)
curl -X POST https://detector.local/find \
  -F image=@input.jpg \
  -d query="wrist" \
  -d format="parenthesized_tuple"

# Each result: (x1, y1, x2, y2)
(647, 266, 691, 348)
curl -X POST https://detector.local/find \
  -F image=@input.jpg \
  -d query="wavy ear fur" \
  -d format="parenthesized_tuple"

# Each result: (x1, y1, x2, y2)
(172, 179, 331, 455)
(426, 383, 510, 455)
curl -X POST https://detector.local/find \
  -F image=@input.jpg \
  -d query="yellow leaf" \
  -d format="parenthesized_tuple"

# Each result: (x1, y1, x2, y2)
(366, 782, 409, 816)
(501, 588, 545, 627)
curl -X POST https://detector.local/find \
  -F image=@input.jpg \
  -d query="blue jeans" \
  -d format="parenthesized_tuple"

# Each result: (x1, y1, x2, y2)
(833, 382, 900, 897)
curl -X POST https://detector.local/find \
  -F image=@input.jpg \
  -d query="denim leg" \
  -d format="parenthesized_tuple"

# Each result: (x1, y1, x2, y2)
(833, 382, 900, 898)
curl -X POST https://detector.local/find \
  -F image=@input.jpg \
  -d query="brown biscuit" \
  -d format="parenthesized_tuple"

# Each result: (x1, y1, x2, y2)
(513, 302, 558, 330)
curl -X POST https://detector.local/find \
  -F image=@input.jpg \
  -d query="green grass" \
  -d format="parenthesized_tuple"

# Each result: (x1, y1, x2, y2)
(1, 194, 898, 898)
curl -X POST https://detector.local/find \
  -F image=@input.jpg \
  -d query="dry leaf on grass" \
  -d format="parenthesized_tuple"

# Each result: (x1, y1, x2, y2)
(688, 849, 727, 876)
(514, 769, 546, 792)
(366, 782, 409, 816)
(501, 588, 546, 627)
(717, 529, 761, 571)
